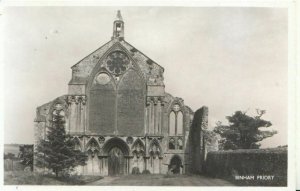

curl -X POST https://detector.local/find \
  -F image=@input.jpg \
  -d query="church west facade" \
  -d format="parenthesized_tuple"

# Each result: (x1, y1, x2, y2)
(34, 11, 208, 176)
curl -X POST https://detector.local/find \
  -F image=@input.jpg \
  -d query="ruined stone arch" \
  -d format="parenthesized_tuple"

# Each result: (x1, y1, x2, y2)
(168, 154, 183, 165)
(48, 97, 69, 122)
(168, 154, 183, 174)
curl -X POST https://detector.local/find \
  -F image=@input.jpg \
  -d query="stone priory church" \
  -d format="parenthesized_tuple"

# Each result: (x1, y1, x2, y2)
(34, 11, 208, 176)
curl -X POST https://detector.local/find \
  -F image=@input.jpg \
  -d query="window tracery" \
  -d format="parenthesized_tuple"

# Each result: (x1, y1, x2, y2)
(86, 138, 100, 157)
(169, 104, 184, 135)
(132, 139, 145, 158)
(106, 51, 130, 76)
(149, 140, 161, 158)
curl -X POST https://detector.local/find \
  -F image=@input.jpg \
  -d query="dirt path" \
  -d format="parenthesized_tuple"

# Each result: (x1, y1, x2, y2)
(89, 176, 121, 185)
(89, 174, 235, 186)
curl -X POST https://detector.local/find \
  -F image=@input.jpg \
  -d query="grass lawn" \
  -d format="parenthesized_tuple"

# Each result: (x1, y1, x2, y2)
(4, 171, 103, 185)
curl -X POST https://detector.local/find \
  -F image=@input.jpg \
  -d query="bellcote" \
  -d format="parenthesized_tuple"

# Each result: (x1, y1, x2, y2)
(112, 10, 124, 40)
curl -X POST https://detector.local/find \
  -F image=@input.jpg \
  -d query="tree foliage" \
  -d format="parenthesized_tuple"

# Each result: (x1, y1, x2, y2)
(203, 130, 218, 147)
(36, 110, 87, 177)
(214, 109, 277, 150)
(4, 153, 16, 160)
(19, 145, 34, 171)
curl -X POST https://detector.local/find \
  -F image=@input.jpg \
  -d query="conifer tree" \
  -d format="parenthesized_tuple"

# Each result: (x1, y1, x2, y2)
(19, 145, 33, 171)
(36, 110, 87, 177)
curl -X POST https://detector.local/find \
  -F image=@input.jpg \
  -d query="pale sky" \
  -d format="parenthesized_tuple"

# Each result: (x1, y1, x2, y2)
(3, 7, 287, 148)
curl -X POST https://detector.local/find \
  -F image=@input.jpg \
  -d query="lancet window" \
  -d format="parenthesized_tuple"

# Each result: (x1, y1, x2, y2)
(169, 104, 184, 135)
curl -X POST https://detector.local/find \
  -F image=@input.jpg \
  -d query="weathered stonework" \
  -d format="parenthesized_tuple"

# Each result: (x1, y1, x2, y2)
(190, 106, 209, 174)
(34, 11, 207, 176)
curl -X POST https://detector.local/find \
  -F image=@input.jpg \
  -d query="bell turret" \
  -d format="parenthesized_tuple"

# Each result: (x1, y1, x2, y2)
(112, 10, 124, 40)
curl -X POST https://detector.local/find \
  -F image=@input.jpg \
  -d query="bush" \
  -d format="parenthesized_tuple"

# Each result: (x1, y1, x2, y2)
(204, 148, 287, 186)
(131, 167, 140, 174)
(142, 169, 151, 174)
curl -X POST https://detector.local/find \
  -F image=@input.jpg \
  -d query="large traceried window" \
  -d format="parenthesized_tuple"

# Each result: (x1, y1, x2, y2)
(169, 104, 184, 135)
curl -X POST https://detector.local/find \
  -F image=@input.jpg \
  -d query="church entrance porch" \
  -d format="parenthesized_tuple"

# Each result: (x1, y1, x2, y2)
(101, 137, 131, 176)
(108, 147, 125, 176)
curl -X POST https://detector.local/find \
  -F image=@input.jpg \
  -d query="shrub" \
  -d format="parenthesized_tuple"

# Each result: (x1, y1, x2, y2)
(204, 148, 287, 186)
(142, 169, 151, 174)
(131, 167, 140, 174)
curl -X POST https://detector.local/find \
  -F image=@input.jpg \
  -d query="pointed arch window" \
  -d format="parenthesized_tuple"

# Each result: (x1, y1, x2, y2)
(169, 104, 184, 136)
(177, 111, 183, 135)
(169, 111, 176, 135)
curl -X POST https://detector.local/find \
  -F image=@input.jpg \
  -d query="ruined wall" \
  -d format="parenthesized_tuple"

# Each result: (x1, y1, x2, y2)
(190, 106, 208, 174)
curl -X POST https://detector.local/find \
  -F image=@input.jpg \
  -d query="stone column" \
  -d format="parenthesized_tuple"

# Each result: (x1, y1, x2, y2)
(157, 98, 162, 134)
(144, 137, 149, 171)
(149, 101, 152, 134)
(159, 157, 162, 174)
(103, 157, 108, 176)
(75, 96, 80, 133)
(153, 97, 158, 134)
(152, 99, 156, 134)
(67, 95, 76, 134)
(80, 96, 86, 133)
(146, 97, 151, 134)
(67, 95, 87, 134)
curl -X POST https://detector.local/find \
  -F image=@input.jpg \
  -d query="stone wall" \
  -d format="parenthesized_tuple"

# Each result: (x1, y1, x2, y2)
(33, 34, 198, 176)
(190, 106, 208, 174)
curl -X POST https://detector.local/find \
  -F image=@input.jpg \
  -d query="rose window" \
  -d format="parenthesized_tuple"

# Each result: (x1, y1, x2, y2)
(106, 51, 130, 76)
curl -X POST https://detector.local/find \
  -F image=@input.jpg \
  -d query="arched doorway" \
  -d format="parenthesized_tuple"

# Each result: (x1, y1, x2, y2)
(108, 147, 125, 176)
(169, 155, 182, 174)
(102, 137, 130, 176)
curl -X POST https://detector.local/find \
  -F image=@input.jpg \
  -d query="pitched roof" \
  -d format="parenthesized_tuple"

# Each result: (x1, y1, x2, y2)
(69, 39, 164, 85)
